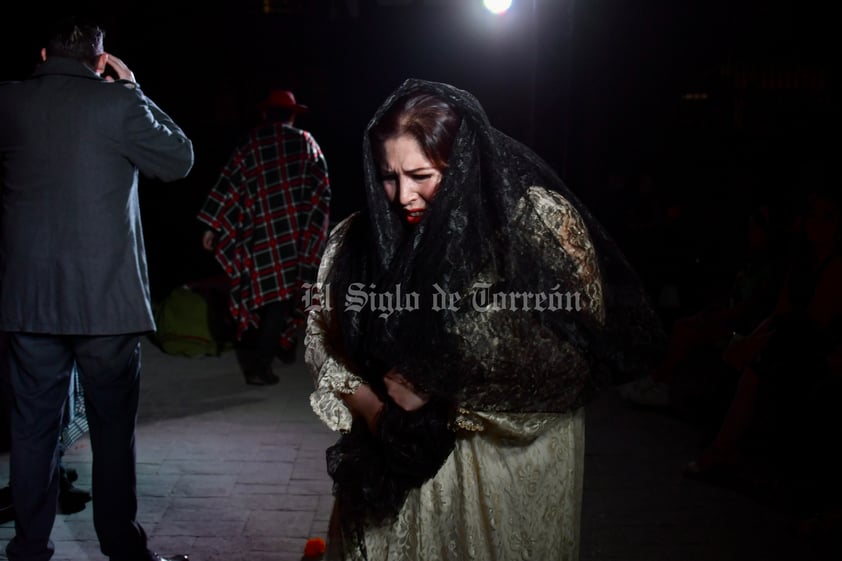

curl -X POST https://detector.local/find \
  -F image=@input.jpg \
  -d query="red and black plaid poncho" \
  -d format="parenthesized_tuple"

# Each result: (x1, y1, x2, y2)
(197, 121, 330, 340)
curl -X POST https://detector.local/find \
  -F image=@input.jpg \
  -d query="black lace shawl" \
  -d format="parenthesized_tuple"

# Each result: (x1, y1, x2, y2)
(323, 78, 665, 526)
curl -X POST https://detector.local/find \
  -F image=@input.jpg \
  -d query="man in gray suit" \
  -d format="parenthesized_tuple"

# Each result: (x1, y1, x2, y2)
(0, 18, 193, 561)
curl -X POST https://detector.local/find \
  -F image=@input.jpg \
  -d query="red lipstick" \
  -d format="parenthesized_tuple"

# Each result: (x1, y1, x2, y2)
(405, 208, 425, 225)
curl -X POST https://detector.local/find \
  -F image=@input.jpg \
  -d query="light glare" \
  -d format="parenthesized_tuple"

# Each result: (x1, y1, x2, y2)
(483, 0, 513, 15)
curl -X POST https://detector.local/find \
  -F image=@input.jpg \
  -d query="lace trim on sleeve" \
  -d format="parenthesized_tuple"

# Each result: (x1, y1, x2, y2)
(304, 215, 364, 432)
(308, 356, 362, 432)
(527, 186, 605, 324)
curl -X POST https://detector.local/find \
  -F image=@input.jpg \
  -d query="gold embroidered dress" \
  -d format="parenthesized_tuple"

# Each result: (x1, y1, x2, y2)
(306, 186, 604, 561)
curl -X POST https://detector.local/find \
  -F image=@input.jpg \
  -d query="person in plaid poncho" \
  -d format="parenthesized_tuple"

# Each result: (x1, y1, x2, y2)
(198, 89, 331, 385)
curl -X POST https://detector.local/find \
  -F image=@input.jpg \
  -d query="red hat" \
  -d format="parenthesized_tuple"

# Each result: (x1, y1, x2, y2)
(257, 89, 309, 112)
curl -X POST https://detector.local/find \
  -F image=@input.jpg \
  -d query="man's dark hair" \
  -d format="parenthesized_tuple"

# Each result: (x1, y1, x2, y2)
(45, 17, 104, 70)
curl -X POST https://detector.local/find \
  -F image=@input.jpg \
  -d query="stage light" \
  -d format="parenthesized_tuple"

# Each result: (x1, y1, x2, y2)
(483, 0, 513, 15)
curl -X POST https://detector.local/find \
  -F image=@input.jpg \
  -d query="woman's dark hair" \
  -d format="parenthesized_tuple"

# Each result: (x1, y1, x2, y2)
(45, 17, 104, 70)
(369, 93, 461, 171)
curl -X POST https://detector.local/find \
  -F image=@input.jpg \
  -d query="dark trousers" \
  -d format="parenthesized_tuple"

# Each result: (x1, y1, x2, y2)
(235, 300, 293, 376)
(5, 333, 150, 561)
(0, 332, 11, 453)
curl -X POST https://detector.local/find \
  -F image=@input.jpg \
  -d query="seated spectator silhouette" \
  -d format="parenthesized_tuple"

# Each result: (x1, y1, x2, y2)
(683, 187, 842, 505)
(620, 204, 786, 409)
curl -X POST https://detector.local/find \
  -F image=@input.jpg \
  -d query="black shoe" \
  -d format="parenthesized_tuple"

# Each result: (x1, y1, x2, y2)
(275, 341, 298, 364)
(58, 467, 91, 515)
(0, 485, 13, 524)
(58, 483, 92, 514)
(244, 369, 280, 386)
(62, 466, 79, 483)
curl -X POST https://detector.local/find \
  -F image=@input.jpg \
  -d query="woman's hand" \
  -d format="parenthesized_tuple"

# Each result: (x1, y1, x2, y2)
(340, 384, 384, 433)
(338, 369, 431, 434)
(384, 369, 430, 412)
(202, 230, 217, 252)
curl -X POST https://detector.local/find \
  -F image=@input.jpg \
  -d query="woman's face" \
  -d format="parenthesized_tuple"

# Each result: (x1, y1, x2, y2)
(380, 134, 443, 225)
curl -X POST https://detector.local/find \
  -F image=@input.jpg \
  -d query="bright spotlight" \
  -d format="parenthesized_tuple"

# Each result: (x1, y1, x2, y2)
(483, 0, 513, 15)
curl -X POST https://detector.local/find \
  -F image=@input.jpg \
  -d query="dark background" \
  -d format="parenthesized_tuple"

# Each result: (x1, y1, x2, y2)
(2, 0, 839, 308)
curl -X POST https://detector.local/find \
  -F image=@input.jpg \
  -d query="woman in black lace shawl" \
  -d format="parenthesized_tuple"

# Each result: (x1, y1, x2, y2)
(305, 79, 664, 560)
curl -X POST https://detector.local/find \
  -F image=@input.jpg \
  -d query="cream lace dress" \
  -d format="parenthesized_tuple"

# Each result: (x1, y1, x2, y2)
(305, 187, 604, 561)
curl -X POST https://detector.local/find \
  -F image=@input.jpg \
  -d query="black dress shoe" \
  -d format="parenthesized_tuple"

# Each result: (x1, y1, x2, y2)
(152, 555, 189, 561)
(62, 466, 79, 483)
(58, 468, 92, 515)
(275, 341, 298, 364)
(244, 373, 280, 386)
(58, 483, 92, 514)
(244, 367, 280, 386)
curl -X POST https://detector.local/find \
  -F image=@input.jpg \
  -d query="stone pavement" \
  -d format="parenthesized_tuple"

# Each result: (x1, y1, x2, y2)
(0, 337, 837, 560)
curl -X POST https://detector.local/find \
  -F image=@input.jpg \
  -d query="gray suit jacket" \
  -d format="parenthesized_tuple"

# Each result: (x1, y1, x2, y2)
(0, 57, 194, 335)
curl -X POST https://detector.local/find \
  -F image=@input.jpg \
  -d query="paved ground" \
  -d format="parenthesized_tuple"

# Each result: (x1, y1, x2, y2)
(1, 336, 838, 560)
